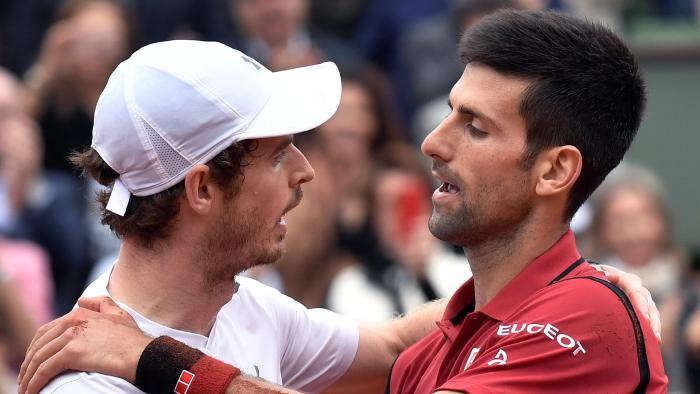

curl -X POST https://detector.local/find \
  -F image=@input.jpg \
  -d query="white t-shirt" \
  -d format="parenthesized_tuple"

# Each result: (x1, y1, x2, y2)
(42, 272, 359, 394)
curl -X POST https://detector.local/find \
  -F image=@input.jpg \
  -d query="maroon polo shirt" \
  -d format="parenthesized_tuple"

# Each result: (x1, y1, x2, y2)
(389, 231, 667, 393)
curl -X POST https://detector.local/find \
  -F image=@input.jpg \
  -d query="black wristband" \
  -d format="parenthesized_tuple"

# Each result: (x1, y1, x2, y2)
(134, 336, 204, 394)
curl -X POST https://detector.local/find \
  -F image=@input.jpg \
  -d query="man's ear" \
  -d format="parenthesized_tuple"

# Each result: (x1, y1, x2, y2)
(184, 164, 214, 215)
(533, 145, 582, 197)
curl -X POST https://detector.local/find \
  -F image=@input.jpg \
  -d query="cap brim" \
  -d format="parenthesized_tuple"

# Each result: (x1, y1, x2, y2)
(244, 62, 341, 139)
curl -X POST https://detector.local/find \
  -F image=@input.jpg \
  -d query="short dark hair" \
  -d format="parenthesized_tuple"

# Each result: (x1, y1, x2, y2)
(71, 141, 258, 247)
(459, 10, 646, 219)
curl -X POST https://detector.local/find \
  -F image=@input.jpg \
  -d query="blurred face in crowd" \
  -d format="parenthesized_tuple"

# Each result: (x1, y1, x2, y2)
(235, 0, 308, 46)
(421, 63, 533, 247)
(66, 1, 130, 85)
(599, 186, 668, 267)
(198, 136, 314, 285)
(318, 81, 377, 165)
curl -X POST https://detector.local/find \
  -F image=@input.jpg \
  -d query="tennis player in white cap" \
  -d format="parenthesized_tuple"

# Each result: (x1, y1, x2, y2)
(18, 39, 443, 394)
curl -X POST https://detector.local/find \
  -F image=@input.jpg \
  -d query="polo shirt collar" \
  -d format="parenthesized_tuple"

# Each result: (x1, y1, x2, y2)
(443, 230, 581, 323)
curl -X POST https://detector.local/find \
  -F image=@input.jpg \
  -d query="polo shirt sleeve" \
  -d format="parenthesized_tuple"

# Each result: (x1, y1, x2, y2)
(272, 294, 360, 393)
(437, 278, 667, 394)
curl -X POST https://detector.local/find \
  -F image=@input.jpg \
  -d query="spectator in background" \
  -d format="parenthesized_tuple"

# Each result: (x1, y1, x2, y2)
(230, 0, 362, 71)
(590, 163, 688, 391)
(315, 68, 406, 280)
(655, 246, 700, 393)
(0, 73, 54, 394)
(676, 248, 700, 392)
(0, 0, 59, 76)
(326, 143, 469, 321)
(0, 66, 88, 315)
(0, 236, 54, 385)
(24, 0, 133, 175)
(20, 0, 134, 313)
(353, 0, 449, 116)
(407, 0, 548, 143)
(591, 162, 683, 304)
(308, 0, 371, 43)
(401, 0, 518, 123)
(127, 0, 233, 46)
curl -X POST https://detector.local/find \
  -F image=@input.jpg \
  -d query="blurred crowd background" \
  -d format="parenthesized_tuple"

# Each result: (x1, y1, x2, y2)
(0, 0, 699, 392)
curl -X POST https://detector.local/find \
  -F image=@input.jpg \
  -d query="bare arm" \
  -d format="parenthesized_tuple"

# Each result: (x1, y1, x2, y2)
(19, 297, 445, 394)
(326, 299, 446, 393)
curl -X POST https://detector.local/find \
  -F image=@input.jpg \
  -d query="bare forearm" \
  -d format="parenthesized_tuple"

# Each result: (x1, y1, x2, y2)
(327, 298, 447, 393)
(389, 298, 446, 351)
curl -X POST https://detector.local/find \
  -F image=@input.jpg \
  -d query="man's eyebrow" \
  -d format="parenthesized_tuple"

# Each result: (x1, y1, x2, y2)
(448, 99, 498, 128)
(273, 136, 293, 154)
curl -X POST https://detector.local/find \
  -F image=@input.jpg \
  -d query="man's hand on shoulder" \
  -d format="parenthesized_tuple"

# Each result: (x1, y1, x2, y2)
(595, 263, 661, 341)
(19, 297, 151, 394)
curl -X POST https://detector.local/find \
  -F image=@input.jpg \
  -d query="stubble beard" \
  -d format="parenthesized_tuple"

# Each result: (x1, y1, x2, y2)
(428, 179, 532, 251)
(198, 204, 284, 290)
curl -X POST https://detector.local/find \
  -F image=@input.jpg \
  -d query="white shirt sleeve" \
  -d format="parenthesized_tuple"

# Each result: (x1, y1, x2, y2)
(272, 294, 359, 392)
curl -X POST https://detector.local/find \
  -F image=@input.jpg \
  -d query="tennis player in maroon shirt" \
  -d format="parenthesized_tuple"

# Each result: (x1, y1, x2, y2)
(388, 9, 667, 394)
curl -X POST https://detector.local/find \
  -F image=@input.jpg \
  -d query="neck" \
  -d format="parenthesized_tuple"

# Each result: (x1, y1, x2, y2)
(466, 218, 567, 310)
(107, 236, 236, 336)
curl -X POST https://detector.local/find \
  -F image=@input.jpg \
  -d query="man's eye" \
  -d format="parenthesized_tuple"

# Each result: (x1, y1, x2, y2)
(274, 151, 288, 164)
(466, 123, 487, 137)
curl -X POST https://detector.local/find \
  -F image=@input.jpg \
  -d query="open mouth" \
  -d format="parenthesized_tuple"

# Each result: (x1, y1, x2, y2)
(438, 182, 460, 194)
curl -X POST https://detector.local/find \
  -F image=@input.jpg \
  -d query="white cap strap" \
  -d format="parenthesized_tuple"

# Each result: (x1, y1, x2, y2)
(106, 178, 131, 216)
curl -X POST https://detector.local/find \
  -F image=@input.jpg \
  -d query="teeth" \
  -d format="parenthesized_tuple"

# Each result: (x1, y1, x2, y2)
(439, 182, 459, 194)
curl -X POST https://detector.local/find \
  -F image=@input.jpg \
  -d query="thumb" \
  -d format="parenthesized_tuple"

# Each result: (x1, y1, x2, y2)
(77, 296, 121, 314)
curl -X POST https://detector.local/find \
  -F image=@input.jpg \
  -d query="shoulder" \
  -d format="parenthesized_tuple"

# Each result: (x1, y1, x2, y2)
(523, 273, 635, 323)
(234, 276, 300, 312)
(41, 372, 141, 394)
(505, 275, 640, 347)
(438, 276, 667, 393)
(492, 274, 664, 381)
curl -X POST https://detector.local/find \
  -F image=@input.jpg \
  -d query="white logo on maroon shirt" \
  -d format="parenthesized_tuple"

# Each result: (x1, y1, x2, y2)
(464, 347, 481, 370)
(497, 322, 586, 356)
(487, 349, 508, 366)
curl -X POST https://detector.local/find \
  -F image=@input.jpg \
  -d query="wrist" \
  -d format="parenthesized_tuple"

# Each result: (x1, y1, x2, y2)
(124, 333, 152, 384)
(134, 336, 240, 394)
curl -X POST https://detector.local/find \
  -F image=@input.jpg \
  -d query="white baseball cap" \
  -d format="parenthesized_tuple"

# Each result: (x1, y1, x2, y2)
(92, 40, 342, 216)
